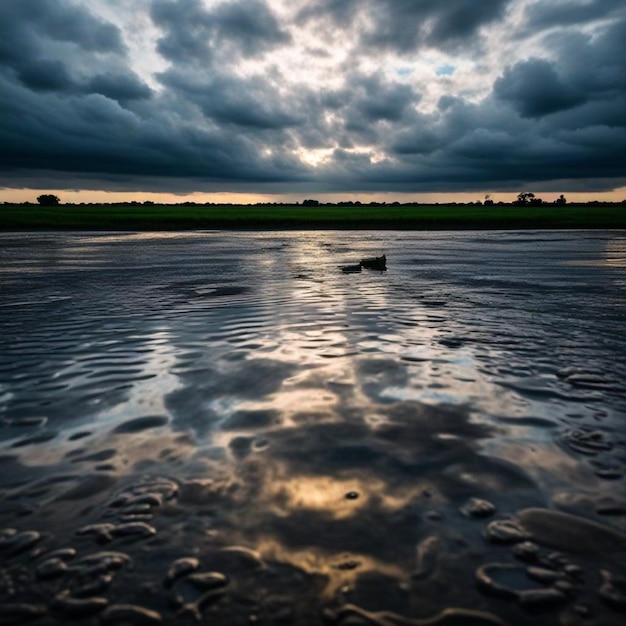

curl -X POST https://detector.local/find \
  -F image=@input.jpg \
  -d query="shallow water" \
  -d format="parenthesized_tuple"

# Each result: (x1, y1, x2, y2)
(0, 230, 625, 625)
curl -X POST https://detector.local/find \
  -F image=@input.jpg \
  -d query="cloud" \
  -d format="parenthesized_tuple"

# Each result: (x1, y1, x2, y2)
(0, 0, 625, 196)
(15, 58, 75, 93)
(85, 72, 154, 103)
(523, 0, 626, 31)
(210, 0, 292, 55)
(0, 0, 125, 67)
(0, 72, 305, 186)
(158, 69, 302, 129)
(494, 58, 585, 118)
(350, 74, 417, 124)
(33, 0, 126, 52)
(298, 0, 513, 53)
(151, 0, 290, 63)
(150, 0, 215, 63)
(0, 0, 139, 100)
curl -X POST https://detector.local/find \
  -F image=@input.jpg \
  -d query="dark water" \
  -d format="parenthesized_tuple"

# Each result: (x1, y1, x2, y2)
(0, 231, 625, 626)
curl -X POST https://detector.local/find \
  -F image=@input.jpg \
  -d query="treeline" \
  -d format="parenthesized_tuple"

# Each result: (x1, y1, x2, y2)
(2, 195, 625, 208)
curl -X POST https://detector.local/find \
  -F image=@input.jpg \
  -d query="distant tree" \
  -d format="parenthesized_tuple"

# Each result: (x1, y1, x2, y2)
(302, 199, 319, 207)
(516, 192, 535, 205)
(484, 194, 494, 206)
(514, 192, 545, 206)
(37, 194, 60, 206)
(555, 194, 567, 205)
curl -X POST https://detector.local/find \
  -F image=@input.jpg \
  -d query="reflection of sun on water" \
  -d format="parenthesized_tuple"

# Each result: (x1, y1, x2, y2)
(268, 474, 417, 519)
(605, 238, 626, 269)
(565, 237, 626, 268)
(271, 476, 369, 519)
(250, 474, 415, 596)
(254, 537, 406, 598)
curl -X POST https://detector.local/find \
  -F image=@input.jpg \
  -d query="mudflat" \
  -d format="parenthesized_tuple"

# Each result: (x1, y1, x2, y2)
(1, 231, 625, 625)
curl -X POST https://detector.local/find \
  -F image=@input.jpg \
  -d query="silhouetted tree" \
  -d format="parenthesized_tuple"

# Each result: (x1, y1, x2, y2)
(484, 194, 494, 206)
(555, 194, 567, 205)
(514, 192, 544, 206)
(302, 199, 319, 206)
(516, 192, 535, 204)
(37, 194, 60, 206)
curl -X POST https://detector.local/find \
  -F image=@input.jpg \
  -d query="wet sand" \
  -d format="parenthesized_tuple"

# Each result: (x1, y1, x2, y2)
(0, 231, 625, 625)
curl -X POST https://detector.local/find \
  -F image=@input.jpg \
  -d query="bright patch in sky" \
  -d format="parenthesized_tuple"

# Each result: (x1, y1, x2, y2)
(436, 65, 456, 76)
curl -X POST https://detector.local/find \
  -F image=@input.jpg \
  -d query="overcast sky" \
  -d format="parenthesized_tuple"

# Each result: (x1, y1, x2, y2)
(1, 0, 625, 202)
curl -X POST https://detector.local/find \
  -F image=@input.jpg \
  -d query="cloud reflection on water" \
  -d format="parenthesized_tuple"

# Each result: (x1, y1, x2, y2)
(1, 231, 625, 622)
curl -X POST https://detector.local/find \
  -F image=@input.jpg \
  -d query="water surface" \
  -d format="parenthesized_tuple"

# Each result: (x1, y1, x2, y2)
(1, 231, 625, 625)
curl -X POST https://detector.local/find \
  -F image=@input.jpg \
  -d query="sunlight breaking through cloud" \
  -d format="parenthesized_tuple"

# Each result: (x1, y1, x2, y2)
(0, 0, 625, 198)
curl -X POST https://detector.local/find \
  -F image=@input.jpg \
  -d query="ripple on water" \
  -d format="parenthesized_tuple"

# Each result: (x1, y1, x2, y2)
(221, 409, 282, 430)
(515, 508, 626, 562)
(1, 232, 626, 624)
(56, 474, 118, 502)
(112, 416, 170, 434)
(10, 431, 59, 448)
(559, 427, 614, 455)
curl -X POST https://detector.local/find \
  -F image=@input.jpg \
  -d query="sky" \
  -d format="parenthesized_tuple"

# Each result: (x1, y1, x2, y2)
(1, 0, 625, 204)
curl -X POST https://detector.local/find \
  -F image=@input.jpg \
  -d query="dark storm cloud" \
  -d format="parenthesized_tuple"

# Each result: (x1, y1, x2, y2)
(151, 0, 290, 63)
(159, 70, 302, 130)
(14, 58, 75, 93)
(211, 0, 292, 54)
(523, 0, 625, 31)
(0, 70, 306, 186)
(350, 74, 417, 124)
(150, 0, 212, 62)
(0, 0, 137, 99)
(85, 72, 154, 103)
(0, 0, 248, 185)
(366, 0, 512, 52)
(295, 0, 359, 28)
(298, 0, 513, 53)
(8, 58, 152, 104)
(31, 1, 125, 52)
(0, 0, 124, 66)
(325, 58, 626, 193)
(0, 0, 625, 195)
(494, 59, 585, 118)
(336, 12, 626, 192)
(553, 16, 626, 96)
(302, 73, 420, 148)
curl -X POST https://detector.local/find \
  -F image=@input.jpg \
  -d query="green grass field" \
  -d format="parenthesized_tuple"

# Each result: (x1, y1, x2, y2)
(1, 203, 625, 230)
